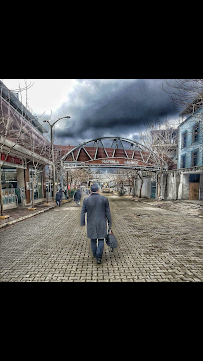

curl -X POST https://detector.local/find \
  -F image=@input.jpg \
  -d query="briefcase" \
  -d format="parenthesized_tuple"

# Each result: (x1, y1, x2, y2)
(106, 230, 117, 249)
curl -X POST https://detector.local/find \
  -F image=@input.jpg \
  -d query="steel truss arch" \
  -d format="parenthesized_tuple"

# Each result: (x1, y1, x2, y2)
(61, 136, 168, 171)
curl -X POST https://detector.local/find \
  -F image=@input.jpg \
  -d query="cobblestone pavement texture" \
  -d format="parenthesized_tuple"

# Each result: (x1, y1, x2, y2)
(0, 195, 203, 282)
(0, 200, 57, 229)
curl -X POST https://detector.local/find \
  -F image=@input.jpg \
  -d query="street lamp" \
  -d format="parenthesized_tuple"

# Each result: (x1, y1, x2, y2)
(43, 116, 71, 199)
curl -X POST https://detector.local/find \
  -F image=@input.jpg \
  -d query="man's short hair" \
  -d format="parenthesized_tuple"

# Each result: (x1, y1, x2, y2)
(90, 183, 99, 192)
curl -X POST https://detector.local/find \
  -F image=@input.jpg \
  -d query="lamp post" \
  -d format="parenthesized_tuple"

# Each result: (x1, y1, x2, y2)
(43, 116, 70, 199)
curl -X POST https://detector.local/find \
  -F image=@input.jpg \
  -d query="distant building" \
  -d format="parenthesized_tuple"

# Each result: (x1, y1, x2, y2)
(161, 96, 203, 201)
(178, 101, 203, 169)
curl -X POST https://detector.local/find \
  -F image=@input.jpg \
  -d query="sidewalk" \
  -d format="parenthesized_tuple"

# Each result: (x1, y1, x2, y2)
(132, 197, 203, 217)
(115, 194, 203, 217)
(0, 198, 73, 230)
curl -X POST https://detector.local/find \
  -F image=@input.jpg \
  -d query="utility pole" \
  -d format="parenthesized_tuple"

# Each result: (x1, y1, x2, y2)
(43, 116, 70, 199)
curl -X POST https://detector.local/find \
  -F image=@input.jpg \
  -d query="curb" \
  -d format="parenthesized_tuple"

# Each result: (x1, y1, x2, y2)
(0, 199, 72, 230)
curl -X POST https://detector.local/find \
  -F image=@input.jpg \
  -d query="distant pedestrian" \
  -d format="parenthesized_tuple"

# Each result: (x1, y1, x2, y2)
(81, 183, 112, 264)
(56, 190, 62, 207)
(64, 189, 68, 199)
(59, 188, 63, 200)
(74, 188, 81, 206)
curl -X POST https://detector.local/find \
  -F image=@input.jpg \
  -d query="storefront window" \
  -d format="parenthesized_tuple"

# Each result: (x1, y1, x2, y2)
(1, 167, 17, 189)
(29, 168, 43, 199)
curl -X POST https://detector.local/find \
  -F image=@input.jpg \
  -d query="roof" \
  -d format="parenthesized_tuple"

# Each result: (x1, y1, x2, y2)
(54, 145, 75, 157)
(179, 92, 203, 116)
(0, 80, 48, 134)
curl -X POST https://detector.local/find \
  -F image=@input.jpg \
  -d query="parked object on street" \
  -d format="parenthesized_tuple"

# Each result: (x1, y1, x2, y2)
(102, 188, 111, 193)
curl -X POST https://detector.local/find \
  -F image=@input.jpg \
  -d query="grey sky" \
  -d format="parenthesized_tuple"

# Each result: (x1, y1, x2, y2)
(50, 79, 179, 145)
(2, 78, 180, 146)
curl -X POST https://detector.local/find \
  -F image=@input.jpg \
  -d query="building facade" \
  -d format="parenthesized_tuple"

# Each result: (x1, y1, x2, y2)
(161, 100, 203, 201)
(178, 106, 203, 169)
(0, 81, 53, 209)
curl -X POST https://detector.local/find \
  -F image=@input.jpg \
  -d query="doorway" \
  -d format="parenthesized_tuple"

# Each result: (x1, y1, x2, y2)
(189, 174, 200, 200)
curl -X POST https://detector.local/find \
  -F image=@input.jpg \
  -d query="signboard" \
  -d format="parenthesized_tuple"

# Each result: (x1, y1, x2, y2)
(1, 153, 23, 165)
(89, 158, 151, 166)
(102, 159, 120, 164)
(102, 159, 139, 165)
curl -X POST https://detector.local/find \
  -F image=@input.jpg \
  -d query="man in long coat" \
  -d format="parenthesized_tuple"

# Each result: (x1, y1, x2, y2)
(74, 188, 81, 206)
(81, 183, 112, 264)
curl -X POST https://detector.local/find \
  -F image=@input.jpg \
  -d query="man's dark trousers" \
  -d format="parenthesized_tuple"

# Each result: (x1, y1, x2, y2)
(91, 239, 104, 259)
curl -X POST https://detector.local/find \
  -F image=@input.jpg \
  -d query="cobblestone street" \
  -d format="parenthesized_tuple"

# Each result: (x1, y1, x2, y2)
(0, 195, 203, 282)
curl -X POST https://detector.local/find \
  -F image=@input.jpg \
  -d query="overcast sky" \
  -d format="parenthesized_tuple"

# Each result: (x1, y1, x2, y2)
(2, 79, 180, 146)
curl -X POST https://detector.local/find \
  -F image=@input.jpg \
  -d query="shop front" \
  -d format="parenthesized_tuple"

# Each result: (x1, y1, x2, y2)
(1, 167, 17, 207)
(29, 167, 44, 200)
(23, 163, 47, 205)
(0, 153, 26, 209)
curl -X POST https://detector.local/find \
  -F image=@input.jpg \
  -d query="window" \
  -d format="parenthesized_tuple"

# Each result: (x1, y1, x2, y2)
(189, 174, 200, 182)
(192, 122, 199, 143)
(182, 131, 187, 149)
(1, 168, 17, 189)
(191, 150, 198, 167)
(181, 154, 186, 168)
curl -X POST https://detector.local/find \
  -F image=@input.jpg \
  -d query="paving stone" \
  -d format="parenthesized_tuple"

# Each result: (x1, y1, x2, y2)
(0, 195, 203, 282)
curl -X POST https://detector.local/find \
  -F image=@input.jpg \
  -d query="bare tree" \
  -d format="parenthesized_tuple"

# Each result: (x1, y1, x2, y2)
(67, 168, 91, 189)
(165, 79, 203, 132)
(114, 169, 125, 195)
(114, 168, 137, 196)
(139, 118, 177, 199)
(163, 79, 203, 121)
(163, 79, 203, 171)
(23, 130, 51, 209)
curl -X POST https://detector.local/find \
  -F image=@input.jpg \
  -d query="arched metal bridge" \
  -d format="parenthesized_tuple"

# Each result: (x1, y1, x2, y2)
(61, 137, 168, 172)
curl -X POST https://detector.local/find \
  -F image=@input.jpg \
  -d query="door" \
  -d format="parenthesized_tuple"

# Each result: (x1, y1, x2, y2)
(189, 174, 200, 200)
(150, 181, 156, 199)
(189, 182, 199, 200)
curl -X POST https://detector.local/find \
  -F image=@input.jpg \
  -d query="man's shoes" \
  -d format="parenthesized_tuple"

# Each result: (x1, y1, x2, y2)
(97, 258, 101, 264)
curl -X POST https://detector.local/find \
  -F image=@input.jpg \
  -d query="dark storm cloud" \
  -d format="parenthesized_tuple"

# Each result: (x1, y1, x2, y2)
(52, 79, 179, 145)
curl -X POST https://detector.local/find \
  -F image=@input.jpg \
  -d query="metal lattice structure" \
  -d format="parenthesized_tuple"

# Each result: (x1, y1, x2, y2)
(61, 137, 168, 171)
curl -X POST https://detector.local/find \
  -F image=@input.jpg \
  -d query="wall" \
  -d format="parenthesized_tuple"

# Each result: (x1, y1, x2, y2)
(162, 172, 179, 200)
(200, 174, 203, 200)
(182, 174, 189, 199)
(135, 177, 151, 198)
(178, 107, 203, 169)
(161, 169, 203, 200)
(162, 171, 190, 200)
(17, 168, 24, 188)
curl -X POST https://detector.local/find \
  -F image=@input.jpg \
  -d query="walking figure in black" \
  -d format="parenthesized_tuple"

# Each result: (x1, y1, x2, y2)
(81, 183, 112, 264)
(74, 187, 81, 206)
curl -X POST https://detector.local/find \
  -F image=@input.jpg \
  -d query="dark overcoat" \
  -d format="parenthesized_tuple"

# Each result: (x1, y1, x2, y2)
(56, 192, 61, 201)
(81, 193, 112, 239)
(74, 189, 81, 201)
(59, 189, 63, 199)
